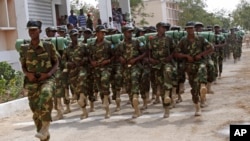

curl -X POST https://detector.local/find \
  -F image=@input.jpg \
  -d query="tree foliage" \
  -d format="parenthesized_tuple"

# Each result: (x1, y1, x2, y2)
(178, 0, 230, 29)
(232, 0, 250, 30)
(0, 62, 24, 103)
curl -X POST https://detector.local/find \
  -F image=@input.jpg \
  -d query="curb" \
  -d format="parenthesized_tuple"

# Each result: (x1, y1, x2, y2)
(0, 97, 29, 118)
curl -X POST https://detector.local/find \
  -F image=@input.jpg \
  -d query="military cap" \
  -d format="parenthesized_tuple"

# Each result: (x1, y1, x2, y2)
(95, 25, 108, 32)
(194, 22, 204, 27)
(69, 29, 79, 36)
(26, 20, 42, 29)
(185, 21, 195, 28)
(170, 25, 181, 31)
(148, 26, 157, 32)
(107, 28, 118, 33)
(77, 27, 85, 32)
(46, 27, 57, 32)
(138, 27, 146, 32)
(214, 24, 220, 28)
(122, 26, 134, 33)
(207, 25, 213, 29)
(83, 28, 93, 34)
(156, 22, 171, 28)
(57, 26, 67, 32)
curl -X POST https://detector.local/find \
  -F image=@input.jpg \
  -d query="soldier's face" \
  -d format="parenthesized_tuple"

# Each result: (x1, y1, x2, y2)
(124, 30, 133, 39)
(58, 31, 65, 37)
(84, 32, 92, 39)
(185, 27, 195, 35)
(157, 26, 166, 34)
(28, 28, 40, 39)
(96, 31, 105, 39)
(48, 31, 56, 37)
(70, 34, 78, 42)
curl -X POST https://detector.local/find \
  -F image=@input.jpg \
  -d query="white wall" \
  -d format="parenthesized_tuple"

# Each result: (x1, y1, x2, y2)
(15, 0, 29, 39)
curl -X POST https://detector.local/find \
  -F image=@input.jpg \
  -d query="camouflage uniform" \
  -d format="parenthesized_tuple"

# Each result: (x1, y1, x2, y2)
(88, 39, 112, 99)
(148, 34, 175, 107)
(19, 41, 57, 133)
(227, 33, 238, 61)
(213, 33, 225, 77)
(176, 35, 212, 104)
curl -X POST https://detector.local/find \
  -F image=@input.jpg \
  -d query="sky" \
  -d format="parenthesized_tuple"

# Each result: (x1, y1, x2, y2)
(205, 0, 241, 13)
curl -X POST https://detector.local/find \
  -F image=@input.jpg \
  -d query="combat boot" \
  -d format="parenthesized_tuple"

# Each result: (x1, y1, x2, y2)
(89, 101, 95, 112)
(200, 83, 207, 106)
(132, 94, 141, 118)
(153, 95, 160, 104)
(179, 83, 185, 94)
(35, 121, 50, 140)
(103, 95, 110, 119)
(63, 104, 71, 114)
(163, 106, 170, 118)
(176, 93, 183, 103)
(207, 82, 214, 94)
(77, 94, 88, 119)
(53, 98, 64, 121)
(115, 91, 121, 112)
(194, 103, 201, 116)
(94, 92, 98, 101)
(164, 90, 171, 105)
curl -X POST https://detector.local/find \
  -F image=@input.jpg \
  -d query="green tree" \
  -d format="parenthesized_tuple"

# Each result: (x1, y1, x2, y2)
(232, 0, 250, 30)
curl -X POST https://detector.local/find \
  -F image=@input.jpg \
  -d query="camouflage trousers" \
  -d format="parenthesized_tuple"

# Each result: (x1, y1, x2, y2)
(123, 64, 142, 101)
(140, 64, 150, 99)
(77, 68, 89, 96)
(217, 49, 224, 74)
(185, 62, 207, 104)
(232, 44, 241, 60)
(24, 78, 54, 132)
(110, 64, 123, 100)
(87, 69, 98, 102)
(206, 57, 216, 83)
(151, 63, 174, 107)
(54, 69, 66, 98)
(223, 45, 231, 60)
(211, 53, 219, 78)
(93, 67, 111, 99)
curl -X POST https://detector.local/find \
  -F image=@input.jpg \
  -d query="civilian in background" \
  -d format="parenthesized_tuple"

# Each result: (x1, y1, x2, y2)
(68, 10, 78, 27)
(78, 9, 86, 28)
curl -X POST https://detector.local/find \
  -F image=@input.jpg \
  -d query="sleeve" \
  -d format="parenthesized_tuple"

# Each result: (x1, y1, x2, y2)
(50, 43, 58, 63)
(19, 46, 26, 67)
(176, 39, 184, 53)
(203, 38, 213, 50)
(169, 37, 176, 54)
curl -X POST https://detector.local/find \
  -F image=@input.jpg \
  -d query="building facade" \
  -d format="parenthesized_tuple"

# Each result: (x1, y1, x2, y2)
(134, 0, 181, 27)
(0, 0, 70, 70)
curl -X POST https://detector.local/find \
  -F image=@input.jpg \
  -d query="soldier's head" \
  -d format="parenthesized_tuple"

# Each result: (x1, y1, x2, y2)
(83, 28, 93, 40)
(106, 28, 118, 35)
(57, 26, 67, 37)
(170, 25, 181, 31)
(26, 20, 42, 40)
(122, 26, 134, 40)
(230, 28, 235, 34)
(156, 22, 170, 34)
(136, 28, 146, 37)
(45, 26, 57, 37)
(194, 22, 204, 32)
(95, 25, 108, 40)
(206, 25, 213, 31)
(69, 28, 79, 43)
(214, 24, 220, 34)
(185, 21, 195, 35)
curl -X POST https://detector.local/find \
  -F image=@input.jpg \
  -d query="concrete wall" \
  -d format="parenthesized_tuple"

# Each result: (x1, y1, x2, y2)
(134, 0, 163, 27)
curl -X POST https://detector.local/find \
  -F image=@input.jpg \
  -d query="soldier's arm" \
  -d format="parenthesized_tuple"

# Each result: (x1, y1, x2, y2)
(195, 39, 213, 60)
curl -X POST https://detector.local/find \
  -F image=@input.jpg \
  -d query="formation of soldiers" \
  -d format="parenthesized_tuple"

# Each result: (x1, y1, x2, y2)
(17, 20, 244, 141)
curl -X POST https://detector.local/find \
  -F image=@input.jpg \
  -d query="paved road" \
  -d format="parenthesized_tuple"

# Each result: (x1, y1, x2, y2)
(1, 48, 250, 141)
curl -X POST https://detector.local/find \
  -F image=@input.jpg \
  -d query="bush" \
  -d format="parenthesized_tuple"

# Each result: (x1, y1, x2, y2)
(0, 61, 24, 103)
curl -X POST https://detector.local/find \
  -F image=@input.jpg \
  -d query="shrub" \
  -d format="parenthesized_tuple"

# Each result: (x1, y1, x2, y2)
(0, 61, 24, 103)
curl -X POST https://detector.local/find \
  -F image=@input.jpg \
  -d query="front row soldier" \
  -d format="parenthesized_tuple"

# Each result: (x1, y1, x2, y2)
(174, 21, 213, 116)
(116, 26, 147, 118)
(148, 22, 176, 118)
(88, 25, 113, 119)
(62, 29, 89, 119)
(19, 20, 59, 141)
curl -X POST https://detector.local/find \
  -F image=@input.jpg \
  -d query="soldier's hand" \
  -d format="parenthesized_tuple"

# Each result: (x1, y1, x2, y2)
(38, 73, 50, 81)
(119, 57, 126, 65)
(100, 59, 110, 67)
(67, 62, 76, 69)
(149, 58, 159, 65)
(194, 54, 202, 61)
(91, 61, 98, 67)
(127, 58, 136, 65)
(186, 55, 194, 63)
(26, 72, 37, 82)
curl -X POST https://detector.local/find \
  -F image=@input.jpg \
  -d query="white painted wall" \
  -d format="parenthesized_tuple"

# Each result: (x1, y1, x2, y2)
(99, 0, 113, 28)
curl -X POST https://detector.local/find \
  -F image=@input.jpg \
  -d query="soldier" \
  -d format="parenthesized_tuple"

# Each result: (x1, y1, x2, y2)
(62, 29, 89, 119)
(214, 25, 226, 79)
(45, 27, 57, 38)
(57, 26, 68, 38)
(195, 22, 216, 95)
(116, 26, 146, 118)
(228, 28, 238, 63)
(88, 25, 113, 118)
(174, 21, 213, 116)
(19, 20, 59, 141)
(148, 22, 175, 118)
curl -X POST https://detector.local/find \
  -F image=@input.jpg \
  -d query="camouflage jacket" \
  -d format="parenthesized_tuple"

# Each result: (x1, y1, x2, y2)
(19, 41, 58, 74)
(176, 35, 212, 63)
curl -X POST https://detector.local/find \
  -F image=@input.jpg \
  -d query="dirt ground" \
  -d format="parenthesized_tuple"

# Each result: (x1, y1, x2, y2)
(1, 46, 250, 141)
